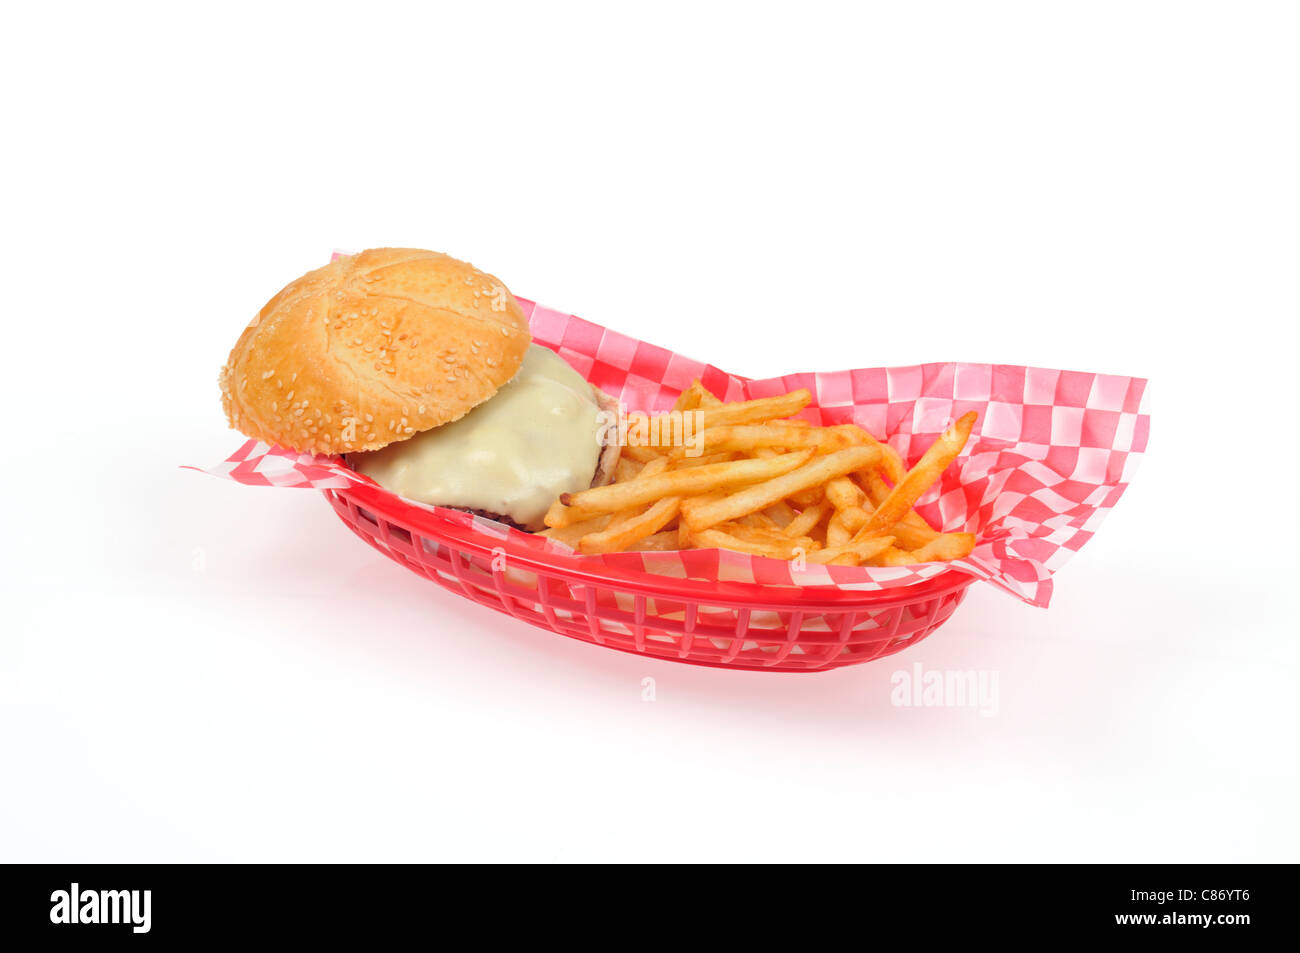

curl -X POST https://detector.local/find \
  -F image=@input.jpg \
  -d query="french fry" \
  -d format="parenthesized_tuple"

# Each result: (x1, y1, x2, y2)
(762, 501, 797, 528)
(547, 450, 813, 526)
(807, 503, 832, 548)
(673, 385, 701, 413)
(782, 500, 829, 538)
(911, 532, 976, 562)
(878, 444, 907, 485)
(859, 469, 892, 507)
(787, 485, 825, 507)
(613, 458, 640, 483)
(866, 546, 909, 566)
(671, 451, 734, 468)
(537, 513, 613, 547)
(805, 536, 896, 565)
(868, 534, 973, 566)
(737, 512, 780, 531)
(835, 505, 871, 534)
(639, 390, 812, 446)
(537, 384, 976, 566)
(680, 447, 879, 532)
(668, 423, 852, 460)
(833, 425, 907, 484)
(689, 528, 807, 559)
(695, 380, 724, 407)
(722, 521, 818, 551)
(825, 476, 864, 511)
(604, 459, 671, 531)
(619, 442, 661, 464)
(578, 496, 681, 554)
(857, 470, 941, 546)
(826, 511, 852, 547)
(674, 379, 723, 410)
(635, 456, 671, 480)
(676, 521, 694, 548)
(889, 518, 941, 550)
(852, 412, 976, 541)
(636, 530, 682, 551)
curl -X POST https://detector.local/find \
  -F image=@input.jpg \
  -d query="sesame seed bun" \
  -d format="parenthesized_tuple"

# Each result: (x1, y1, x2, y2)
(220, 248, 531, 454)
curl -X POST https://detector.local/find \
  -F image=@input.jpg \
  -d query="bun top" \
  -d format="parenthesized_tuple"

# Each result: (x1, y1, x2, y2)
(220, 248, 531, 454)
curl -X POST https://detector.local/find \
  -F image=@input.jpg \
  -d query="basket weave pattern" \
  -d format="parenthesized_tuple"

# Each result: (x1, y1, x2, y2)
(328, 484, 974, 672)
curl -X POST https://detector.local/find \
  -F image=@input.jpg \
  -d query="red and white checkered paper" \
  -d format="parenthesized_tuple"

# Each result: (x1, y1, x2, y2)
(201, 297, 1148, 608)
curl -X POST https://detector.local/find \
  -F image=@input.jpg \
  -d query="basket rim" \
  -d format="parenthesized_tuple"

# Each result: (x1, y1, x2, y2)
(332, 481, 978, 610)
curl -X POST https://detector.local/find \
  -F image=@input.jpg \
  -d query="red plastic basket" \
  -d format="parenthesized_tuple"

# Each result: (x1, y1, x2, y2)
(327, 481, 975, 673)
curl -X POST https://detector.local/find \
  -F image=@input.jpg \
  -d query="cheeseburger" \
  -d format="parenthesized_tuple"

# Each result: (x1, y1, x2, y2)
(220, 248, 620, 529)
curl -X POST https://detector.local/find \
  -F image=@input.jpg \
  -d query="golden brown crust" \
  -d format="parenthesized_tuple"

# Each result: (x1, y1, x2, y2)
(220, 249, 531, 454)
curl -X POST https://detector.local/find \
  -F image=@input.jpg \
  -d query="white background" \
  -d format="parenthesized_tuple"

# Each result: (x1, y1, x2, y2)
(2, 1, 1297, 862)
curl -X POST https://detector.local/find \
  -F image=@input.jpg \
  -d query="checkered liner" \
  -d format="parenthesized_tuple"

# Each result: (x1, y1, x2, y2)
(201, 296, 1149, 608)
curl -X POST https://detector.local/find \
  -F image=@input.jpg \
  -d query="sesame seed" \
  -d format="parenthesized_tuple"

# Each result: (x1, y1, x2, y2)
(261, 369, 275, 380)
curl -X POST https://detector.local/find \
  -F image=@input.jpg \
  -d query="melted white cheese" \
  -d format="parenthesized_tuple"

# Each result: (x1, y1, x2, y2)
(353, 345, 602, 529)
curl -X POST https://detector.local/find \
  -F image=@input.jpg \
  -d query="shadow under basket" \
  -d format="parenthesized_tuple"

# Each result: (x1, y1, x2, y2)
(327, 482, 975, 673)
